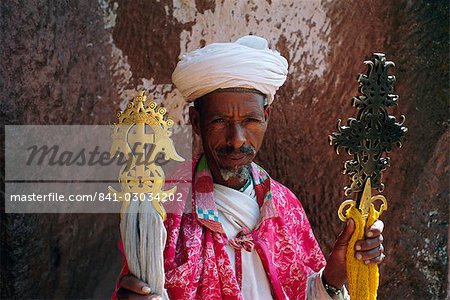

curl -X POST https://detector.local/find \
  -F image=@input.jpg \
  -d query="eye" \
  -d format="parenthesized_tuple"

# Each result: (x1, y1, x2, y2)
(245, 117, 261, 123)
(211, 118, 226, 124)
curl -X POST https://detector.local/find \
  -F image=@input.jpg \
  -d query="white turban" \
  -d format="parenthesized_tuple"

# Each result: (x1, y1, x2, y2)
(171, 35, 288, 105)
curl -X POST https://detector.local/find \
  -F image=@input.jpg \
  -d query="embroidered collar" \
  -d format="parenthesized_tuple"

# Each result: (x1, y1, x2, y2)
(193, 155, 279, 233)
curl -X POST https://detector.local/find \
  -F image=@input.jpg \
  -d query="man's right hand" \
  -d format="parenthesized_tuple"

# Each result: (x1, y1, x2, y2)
(116, 274, 162, 300)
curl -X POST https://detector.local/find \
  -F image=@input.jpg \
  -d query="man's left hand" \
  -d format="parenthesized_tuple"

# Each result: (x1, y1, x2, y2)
(322, 219, 385, 289)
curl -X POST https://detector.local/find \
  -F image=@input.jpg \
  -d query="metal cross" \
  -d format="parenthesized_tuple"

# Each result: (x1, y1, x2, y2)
(329, 53, 408, 202)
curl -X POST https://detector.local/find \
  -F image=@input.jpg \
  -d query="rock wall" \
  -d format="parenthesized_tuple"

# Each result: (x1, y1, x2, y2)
(1, 0, 448, 299)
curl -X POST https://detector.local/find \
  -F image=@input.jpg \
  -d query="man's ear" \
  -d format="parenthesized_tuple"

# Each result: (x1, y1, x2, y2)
(189, 106, 201, 136)
(263, 105, 272, 122)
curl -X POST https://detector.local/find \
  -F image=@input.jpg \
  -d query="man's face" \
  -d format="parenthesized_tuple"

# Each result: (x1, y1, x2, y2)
(189, 90, 271, 186)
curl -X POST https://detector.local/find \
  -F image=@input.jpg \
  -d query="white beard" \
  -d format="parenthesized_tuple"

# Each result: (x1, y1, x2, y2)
(219, 164, 251, 183)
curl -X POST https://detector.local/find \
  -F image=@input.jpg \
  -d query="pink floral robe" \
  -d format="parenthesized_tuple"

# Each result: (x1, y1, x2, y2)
(113, 156, 325, 299)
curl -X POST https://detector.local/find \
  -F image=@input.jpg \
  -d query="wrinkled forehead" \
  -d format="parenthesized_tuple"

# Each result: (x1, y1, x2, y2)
(195, 89, 267, 116)
(203, 87, 267, 104)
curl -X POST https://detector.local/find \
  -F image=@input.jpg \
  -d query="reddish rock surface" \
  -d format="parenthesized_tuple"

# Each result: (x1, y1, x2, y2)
(1, 0, 448, 299)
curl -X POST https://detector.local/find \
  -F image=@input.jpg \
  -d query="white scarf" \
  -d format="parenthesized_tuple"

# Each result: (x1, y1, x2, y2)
(214, 182, 273, 300)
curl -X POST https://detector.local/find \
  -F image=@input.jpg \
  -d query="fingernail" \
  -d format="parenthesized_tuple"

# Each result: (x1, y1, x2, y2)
(356, 253, 362, 259)
(364, 260, 370, 264)
(142, 286, 151, 294)
(355, 245, 361, 251)
(367, 231, 373, 237)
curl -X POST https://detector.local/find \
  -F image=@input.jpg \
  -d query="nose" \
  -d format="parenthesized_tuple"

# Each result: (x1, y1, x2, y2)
(226, 121, 246, 150)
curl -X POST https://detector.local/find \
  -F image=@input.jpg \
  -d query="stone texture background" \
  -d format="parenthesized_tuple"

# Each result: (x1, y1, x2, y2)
(1, 0, 448, 299)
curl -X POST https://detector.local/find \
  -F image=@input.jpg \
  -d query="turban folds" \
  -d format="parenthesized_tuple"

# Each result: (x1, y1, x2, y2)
(171, 35, 288, 105)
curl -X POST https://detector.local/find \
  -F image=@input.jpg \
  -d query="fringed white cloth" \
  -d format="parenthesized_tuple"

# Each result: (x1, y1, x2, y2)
(120, 197, 169, 299)
(172, 35, 288, 105)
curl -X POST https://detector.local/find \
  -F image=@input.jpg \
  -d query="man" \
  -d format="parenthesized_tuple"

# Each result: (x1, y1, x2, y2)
(114, 35, 385, 299)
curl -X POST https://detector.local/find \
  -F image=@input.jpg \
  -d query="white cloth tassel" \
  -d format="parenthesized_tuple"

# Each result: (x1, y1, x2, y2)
(138, 200, 149, 283)
(121, 199, 141, 277)
(121, 196, 168, 299)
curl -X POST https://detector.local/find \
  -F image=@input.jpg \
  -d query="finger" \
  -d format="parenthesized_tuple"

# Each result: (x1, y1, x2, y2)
(335, 219, 356, 247)
(355, 244, 384, 261)
(363, 253, 385, 265)
(116, 288, 161, 300)
(355, 235, 383, 251)
(120, 275, 152, 295)
(365, 220, 384, 238)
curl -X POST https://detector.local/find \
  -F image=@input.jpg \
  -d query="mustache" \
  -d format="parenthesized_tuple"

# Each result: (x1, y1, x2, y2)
(216, 145, 256, 155)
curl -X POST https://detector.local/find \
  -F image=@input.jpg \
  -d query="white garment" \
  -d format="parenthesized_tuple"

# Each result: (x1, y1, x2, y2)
(172, 35, 288, 105)
(214, 181, 273, 299)
(213, 181, 349, 300)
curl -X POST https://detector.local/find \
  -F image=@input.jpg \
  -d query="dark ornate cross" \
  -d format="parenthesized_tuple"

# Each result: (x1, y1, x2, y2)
(329, 53, 407, 203)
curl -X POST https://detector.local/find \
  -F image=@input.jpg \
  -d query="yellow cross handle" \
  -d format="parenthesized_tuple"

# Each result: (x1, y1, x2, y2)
(338, 179, 388, 222)
(337, 179, 388, 300)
